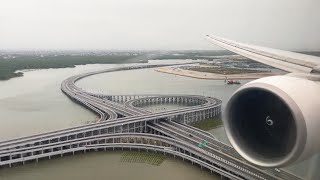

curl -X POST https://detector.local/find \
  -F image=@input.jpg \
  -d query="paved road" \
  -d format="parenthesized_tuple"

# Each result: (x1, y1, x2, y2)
(0, 64, 302, 180)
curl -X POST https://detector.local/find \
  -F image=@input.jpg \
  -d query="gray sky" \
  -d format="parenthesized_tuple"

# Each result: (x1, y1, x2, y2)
(0, 0, 319, 50)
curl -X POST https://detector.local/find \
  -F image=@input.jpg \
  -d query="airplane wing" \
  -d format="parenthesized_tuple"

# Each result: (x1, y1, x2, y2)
(206, 35, 320, 74)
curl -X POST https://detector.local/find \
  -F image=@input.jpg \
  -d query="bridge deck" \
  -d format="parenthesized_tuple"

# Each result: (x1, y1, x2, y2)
(0, 64, 302, 180)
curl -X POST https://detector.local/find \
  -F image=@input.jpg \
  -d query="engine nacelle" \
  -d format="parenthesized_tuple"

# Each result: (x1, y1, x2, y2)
(224, 75, 320, 167)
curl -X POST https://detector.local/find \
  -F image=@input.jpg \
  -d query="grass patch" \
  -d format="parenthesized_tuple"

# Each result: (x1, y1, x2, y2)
(190, 118, 223, 131)
(120, 151, 166, 166)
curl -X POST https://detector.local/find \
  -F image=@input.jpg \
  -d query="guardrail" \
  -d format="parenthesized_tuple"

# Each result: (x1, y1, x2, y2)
(0, 63, 302, 180)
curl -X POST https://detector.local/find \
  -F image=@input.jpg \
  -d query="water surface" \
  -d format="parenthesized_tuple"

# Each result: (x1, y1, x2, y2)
(0, 60, 224, 180)
(0, 60, 311, 179)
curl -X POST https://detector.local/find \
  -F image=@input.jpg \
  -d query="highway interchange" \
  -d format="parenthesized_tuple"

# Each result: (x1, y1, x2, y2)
(0, 63, 303, 180)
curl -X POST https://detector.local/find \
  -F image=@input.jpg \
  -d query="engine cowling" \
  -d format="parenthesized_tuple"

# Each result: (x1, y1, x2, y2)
(224, 75, 320, 167)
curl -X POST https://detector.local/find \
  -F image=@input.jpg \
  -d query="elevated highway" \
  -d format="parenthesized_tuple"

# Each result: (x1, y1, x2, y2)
(0, 63, 302, 180)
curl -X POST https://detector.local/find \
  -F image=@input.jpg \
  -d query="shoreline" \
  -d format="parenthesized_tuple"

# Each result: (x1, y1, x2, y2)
(155, 66, 283, 80)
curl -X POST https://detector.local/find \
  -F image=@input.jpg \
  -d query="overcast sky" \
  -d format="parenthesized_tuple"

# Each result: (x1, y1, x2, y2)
(0, 0, 319, 50)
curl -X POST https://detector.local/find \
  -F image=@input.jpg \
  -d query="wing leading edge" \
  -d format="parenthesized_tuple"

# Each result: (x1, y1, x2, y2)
(206, 35, 320, 73)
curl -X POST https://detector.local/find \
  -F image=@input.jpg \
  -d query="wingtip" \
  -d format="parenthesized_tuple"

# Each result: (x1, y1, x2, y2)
(205, 34, 213, 40)
(205, 34, 219, 40)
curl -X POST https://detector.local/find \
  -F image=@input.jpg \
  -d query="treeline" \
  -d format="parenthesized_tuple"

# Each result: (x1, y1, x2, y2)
(0, 50, 234, 81)
(0, 55, 142, 80)
(3, 50, 316, 81)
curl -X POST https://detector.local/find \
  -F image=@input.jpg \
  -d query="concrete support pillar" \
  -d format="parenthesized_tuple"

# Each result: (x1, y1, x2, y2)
(144, 121, 147, 132)
(21, 154, 25, 165)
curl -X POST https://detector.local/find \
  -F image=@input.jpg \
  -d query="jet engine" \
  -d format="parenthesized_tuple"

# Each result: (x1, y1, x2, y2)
(224, 75, 320, 167)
